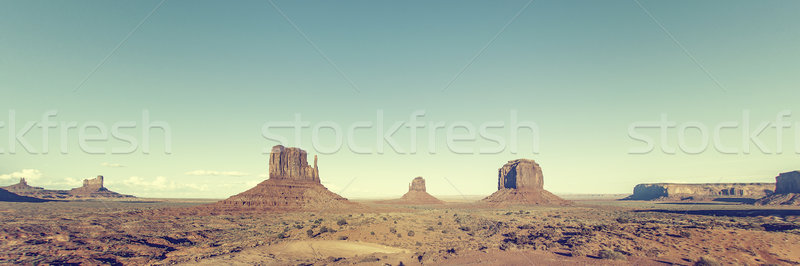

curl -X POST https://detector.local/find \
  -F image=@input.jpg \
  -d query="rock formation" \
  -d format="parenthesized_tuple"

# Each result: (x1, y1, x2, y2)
(482, 159, 569, 205)
(215, 145, 354, 211)
(623, 183, 775, 201)
(269, 146, 320, 182)
(0, 187, 47, 202)
(2, 178, 70, 199)
(2, 176, 133, 200)
(756, 171, 800, 205)
(69, 175, 134, 198)
(379, 177, 444, 205)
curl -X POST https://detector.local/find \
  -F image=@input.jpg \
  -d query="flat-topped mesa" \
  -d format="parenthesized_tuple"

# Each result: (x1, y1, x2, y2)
(409, 177, 426, 192)
(775, 171, 800, 194)
(624, 183, 775, 201)
(268, 145, 319, 182)
(498, 159, 543, 190)
(756, 171, 800, 205)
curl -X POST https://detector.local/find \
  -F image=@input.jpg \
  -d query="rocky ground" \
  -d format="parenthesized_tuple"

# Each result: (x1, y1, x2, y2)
(1, 198, 799, 265)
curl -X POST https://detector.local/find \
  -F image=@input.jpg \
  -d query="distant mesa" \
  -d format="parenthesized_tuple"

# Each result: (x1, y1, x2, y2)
(69, 175, 135, 199)
(214, 145, 355, 211)
(1, 176, 133, 200)
(756, 171, 800, 205)
(481, 159, 570, 205)
(623, 182, 774, 201)
(0, 187, 48, 202)
(378, 176, 444, 205)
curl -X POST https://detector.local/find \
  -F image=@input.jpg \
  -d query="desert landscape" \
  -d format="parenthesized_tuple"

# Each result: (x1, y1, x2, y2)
(2, 146, 799, 265)
(3, 1, 800, 265)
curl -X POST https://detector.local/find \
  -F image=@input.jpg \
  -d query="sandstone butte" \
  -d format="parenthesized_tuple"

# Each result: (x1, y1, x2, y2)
(756, 171, 800, 205)
(214, 145, 355, 211)
(624, 182, 775, 201)
(481, 159, 570, 205)
(379, 176, 444, 205)
(1, 176, 132, 200)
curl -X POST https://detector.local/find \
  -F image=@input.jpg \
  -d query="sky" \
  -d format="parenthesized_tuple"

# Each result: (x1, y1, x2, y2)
(1, 0, 799, 198)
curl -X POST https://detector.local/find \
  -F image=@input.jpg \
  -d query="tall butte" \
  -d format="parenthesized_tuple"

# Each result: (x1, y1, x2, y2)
(216, 145, 354, 211)
(380, 177, 444, 205)
(482, 159, 570, 205)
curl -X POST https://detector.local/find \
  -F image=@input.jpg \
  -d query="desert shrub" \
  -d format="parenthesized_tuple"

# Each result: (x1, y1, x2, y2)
(679, 230, 692, 238)
(393, 220, 397, 224)
(397, 233, 402, 238)
(505, 212, 513, 215)
(441, 230, 448, 234)
(437, 221, 442, 225)
(283, 227, 290, 232)
(407, 230, 415, 237)
(415, 242, 422, 246)
(337, 218, 347, 226)
(370, 231, 375, 235)
(426, 226, 435, 231)
(389, 228, 397, 234)
(294, 224, 304, 229)
(598, 249, 626, 260)
(319, 226, 330, 234)
(459, 226, 470, 231)
(615, 216, 631, 224)
(338, 236, 348, 240)
(694, 256, 721, 266)
(306, 229, 314, 237)
(358, 256, 380, 263)
(382, 217, 387, 221)
(276, 232, 288, 239)
(533, 227, 561, 240)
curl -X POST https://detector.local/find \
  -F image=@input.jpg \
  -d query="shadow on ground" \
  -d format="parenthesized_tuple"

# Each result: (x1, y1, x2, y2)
(633, 209, 800, 217)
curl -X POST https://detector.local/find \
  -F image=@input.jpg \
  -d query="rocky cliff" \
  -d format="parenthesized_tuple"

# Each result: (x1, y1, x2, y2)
(269, 145, 319, 182)
(624, 183, 774, 201)
(498, 159, 543, 190)
(756, 171, 800, 205)
(215, 145, 354, 211)
(483, 159, 569, 205)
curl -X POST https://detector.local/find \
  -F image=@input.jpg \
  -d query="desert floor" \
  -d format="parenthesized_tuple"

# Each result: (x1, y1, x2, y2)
(1, 197, 799, 265)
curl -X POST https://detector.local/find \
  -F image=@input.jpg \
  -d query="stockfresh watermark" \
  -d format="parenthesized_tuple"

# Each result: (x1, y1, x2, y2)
(628, 110, 799, 155)
(261, 110, 540, 155)
(0, 110, 172, 155)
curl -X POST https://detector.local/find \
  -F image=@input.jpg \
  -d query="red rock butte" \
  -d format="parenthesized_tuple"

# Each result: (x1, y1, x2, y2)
(756, 171, 800, 205)
(380, 177, 444, 205)
(482, 159, 569, 205)
(215, 145, 355, 211)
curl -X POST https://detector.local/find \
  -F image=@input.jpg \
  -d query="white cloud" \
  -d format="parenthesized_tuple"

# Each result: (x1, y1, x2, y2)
(184, 170, 250, 177)
(101, 162, 125, 168)
(0, 169, 43, 181)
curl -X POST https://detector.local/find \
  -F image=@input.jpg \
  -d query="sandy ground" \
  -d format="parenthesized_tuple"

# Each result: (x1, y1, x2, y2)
(1, 197, 799, 265)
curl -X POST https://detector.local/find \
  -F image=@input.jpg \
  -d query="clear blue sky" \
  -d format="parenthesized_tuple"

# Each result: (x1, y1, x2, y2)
(1, 0, 799, 198)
